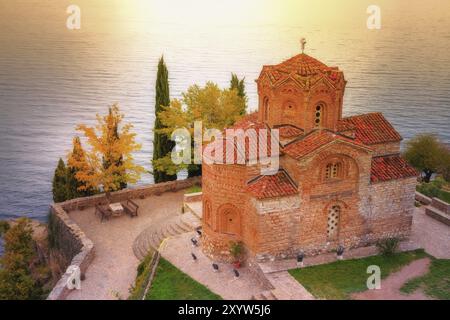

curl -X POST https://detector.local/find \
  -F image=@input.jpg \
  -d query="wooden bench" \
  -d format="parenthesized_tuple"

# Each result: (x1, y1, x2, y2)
(95, 204, 112, 222)
(122, 199, 139, 217)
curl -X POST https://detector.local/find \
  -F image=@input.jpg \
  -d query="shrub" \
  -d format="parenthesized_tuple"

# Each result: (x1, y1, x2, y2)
(0, 220, 10, 236)
(376, 237, 400, 256)
(0, 218, 43, 300)
(186, 185, 202, 194)
(229, 241, 243, 261)
(417, 182, 440, 198)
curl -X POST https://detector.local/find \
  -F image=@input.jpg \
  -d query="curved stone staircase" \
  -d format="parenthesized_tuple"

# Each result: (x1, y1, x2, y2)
(133, 212, 201, 261)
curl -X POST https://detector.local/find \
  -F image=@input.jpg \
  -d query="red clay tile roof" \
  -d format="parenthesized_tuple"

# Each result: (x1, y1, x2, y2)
(339, 113, 402, 145)
(274, 124, 304, 139)
(230, 112, 262, 130)
(246, 169, 297, 199)
(282, 130, 371, 160)
(203, 128, 280, 164)
(258, 53, 344, 86)
(371, 154, 418, 183)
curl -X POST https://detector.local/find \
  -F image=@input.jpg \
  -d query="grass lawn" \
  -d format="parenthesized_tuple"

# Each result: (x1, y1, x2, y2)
(289, 250, 428, 300)
(401, 258, 450, 300)
(146, 258, 222, 300)
(128, 252, 154, 300)
(416, 178, 450, 203)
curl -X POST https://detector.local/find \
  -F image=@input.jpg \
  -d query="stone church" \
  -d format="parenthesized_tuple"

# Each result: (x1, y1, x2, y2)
(201, 51, 418, 262)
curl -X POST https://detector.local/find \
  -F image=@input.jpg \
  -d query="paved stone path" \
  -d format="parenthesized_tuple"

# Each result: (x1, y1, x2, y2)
(160, 232, 267, 300)
(411, 207, 450, 259)
(352, 258, 432, 300)
(264, 272, 314, 300)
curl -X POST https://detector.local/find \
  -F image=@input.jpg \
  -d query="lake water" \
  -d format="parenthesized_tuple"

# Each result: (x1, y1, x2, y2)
(0, 0, 450, 224)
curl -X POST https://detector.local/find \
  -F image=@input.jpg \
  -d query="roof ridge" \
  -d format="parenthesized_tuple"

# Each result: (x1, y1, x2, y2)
(372, 153, 402, 159)
(342, 112, 382, 120)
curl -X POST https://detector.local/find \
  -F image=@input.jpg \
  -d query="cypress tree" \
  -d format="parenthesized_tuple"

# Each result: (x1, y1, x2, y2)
(52, 158, 68, 203)
(152, 56, 177, 183)
(230, 73, 247, 115)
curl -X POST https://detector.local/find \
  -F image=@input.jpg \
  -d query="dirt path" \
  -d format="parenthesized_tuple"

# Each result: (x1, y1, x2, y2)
(352, 258, 432, 300)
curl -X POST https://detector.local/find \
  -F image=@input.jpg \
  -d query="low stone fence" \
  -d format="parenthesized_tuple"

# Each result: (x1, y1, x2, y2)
(46, 204, 95, 300)
(415, 191, 432, 205)
(60, 177, 201, 213)
(46, 177, 201, 300)
(183, 192, 203, 203)
(415, 191, 450, 226)
(431, 198, 450, 215)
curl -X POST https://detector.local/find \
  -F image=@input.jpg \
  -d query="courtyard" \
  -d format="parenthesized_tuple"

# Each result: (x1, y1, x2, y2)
(64, 190, 449, 300)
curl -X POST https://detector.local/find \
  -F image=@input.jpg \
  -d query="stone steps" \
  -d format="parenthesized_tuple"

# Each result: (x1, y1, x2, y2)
(263, 271, 315, 300)
(425, 207, 450, 226)
(251, 290, 278, 300)
(132, 212, 201, 260)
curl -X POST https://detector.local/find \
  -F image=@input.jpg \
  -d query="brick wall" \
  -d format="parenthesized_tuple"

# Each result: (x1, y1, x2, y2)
(202, 138, 416, 262)
(370, 141, 401, 156)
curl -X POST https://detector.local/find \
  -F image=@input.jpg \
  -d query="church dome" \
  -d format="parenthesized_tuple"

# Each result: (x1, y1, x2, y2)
(258, 53, 344, 86)
(268, 53, 329, 76)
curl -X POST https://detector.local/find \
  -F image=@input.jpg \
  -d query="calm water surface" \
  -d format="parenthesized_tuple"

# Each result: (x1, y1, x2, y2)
(0, 0, 449, 228)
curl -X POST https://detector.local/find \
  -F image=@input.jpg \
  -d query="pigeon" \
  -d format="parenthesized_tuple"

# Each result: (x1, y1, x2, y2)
(191, 253, 197, 261)
(191, 238, 198, 247)
(233, 269, 240, 278)
(212, 263, 219, 272)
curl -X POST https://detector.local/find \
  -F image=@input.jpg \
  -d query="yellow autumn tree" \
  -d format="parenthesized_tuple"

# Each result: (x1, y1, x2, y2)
(67, 136, 96, 199)
(154, 81, 245, 177)
(75, 104, 144, 195)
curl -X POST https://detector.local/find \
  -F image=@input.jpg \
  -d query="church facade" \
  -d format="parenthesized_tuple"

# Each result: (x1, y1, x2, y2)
(201, 52, 418, 262)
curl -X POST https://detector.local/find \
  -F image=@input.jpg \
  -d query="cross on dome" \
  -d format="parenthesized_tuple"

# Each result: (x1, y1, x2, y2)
(300, 38, 307, 53)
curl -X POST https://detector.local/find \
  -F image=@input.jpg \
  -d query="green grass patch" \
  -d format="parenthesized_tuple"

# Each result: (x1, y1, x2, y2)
(186, 185, 202, 194)
(128, 252, 154, 300)
(417, 178, 450, 203)
(146, 258, 222, 300)
(401, 259, 450, 300)
(289, 250, 428, 300)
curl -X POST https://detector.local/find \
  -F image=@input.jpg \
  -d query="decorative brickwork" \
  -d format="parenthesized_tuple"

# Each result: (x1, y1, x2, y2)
(202, 51, 418, 263)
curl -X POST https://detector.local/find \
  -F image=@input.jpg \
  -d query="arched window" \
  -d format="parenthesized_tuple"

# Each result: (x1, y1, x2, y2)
(325, 162, 342, 179)
(327, 205, 340, 240)
(314, 104, 324, 127)
(204, 200, 212, 227)
(263, 97, 269, 121)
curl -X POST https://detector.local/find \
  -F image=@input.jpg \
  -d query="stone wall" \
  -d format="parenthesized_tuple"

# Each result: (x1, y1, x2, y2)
(60, 177, 201, 213)
(370, 142, 400, 156)
(46, 177, 200, 300)
(415, 191, 432, 205)
(46, 204, 94, 300)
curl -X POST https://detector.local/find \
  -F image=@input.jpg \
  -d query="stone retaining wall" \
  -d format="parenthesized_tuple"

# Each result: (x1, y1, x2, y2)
(415, 191, 432, 205)
(431, 198, 450, 215)
(46, 177, 201, 300)
(46, 204, 94, 300)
